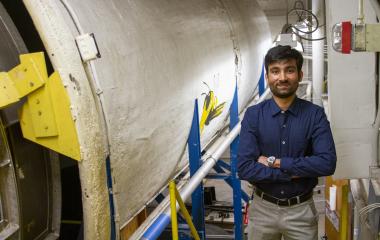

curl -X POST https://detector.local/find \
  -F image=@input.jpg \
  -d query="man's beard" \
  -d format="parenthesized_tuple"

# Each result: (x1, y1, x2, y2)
(269, 82, 298, 99)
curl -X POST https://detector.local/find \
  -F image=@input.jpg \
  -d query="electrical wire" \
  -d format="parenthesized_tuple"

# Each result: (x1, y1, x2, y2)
(287, 9, 319, 34)
(284, 2, 326, 42)
(359, 203, 380, 215)
(358, 203, 380, 228)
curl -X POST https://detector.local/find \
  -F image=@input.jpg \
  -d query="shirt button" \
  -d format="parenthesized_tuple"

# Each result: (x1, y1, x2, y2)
(282, 140, 286, 144)
(281, 111, 285, 114)
(282, 124, 286, 128)
(281, 190, 284, 194)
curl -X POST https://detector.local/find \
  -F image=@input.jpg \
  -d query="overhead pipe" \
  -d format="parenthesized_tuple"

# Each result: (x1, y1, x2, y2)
(312, 0, 325, 107)
(138, 88, 271, 240)
(357, 0, 365, 24)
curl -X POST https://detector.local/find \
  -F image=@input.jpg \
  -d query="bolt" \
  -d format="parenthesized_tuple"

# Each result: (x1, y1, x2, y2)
(45, 126, 48, 130)
(36, 99, 40, 104)
(29, 82, 34, 87)
(38, 111, 42, 116)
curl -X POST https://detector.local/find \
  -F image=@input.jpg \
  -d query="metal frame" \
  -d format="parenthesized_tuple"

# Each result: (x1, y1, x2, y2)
(229, 84, 243, 240)
(139, 88, 271, 240)
(188, 84, 248, 240)
(187, 100, 206, 239)
(258, 63, 266, 96)
(106, 156, 116, 240)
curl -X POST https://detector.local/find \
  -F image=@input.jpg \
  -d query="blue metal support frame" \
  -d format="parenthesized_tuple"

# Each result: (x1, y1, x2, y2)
(258, 63, 265, 96)
(142, 88, 251, 239)
(187, 99, 206, 239)
(215, 160, 231, 170)
(211, 164, 250, 203)
(230, 83, 243, 240)
(106, 156, 116, 240)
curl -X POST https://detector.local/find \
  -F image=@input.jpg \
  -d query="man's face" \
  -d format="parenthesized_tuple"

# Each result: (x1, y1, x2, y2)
(266, 59, 303, 99)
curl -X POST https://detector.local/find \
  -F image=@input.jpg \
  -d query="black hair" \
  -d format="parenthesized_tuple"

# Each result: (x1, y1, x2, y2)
(264, 45, 303, 73)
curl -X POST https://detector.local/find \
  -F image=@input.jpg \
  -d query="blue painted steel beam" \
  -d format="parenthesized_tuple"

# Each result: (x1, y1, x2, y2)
(105, 156, 116, 240)
(206, 173, 230, 180)
(230, 83, 243, 240)
(216, 159, 231, 171)
(212, 163, 250, 203)
(258, 63, 265, 96)
(187, 99, 205, 239)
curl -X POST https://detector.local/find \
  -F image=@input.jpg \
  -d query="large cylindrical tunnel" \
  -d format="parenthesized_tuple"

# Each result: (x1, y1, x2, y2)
(0, 0, 271, 239)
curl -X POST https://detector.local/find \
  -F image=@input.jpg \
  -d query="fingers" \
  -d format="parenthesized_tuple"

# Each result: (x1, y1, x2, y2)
(257, 156, 268, 166)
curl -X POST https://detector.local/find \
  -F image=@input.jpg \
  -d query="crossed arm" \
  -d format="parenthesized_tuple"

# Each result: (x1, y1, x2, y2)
(237, 108, 336, 183)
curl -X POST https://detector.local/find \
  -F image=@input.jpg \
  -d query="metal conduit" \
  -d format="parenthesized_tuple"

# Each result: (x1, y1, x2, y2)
(139, 88, 271, 240)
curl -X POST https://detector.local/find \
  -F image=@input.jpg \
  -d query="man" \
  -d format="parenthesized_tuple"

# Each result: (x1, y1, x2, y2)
(237, 45, 336, 240)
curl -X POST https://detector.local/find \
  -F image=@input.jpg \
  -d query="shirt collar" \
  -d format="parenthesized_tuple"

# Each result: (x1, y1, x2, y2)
(270, 97, 300, 117)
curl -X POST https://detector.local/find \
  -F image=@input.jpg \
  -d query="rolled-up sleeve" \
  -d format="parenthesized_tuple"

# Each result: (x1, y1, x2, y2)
(280, 108, 336, 177)
(238, 108, 292, 183)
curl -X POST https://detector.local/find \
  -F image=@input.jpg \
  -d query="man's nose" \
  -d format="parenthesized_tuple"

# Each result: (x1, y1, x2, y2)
(278, 71, 287, 81)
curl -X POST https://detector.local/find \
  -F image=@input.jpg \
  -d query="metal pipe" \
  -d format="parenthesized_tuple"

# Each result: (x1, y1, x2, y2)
(140, 88, 270, 240)
(358, 0, 364, 24)
(302, 55, 327, 62)
(312, 0, 324, 107)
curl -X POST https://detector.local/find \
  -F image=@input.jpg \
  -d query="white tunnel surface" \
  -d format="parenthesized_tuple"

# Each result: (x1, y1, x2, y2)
(61, 0, 270, 228)
(26, 0, 271, 234)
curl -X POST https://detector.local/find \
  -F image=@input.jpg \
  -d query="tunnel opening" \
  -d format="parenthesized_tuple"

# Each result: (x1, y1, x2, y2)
(0, 0, 83, 239)
(59, 156, 83, 240)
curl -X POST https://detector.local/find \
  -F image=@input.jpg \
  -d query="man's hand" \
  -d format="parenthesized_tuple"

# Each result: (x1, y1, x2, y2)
(257, 156, 298, 178)
(257, 156, 269, 166)
(257, 156, 281, 168)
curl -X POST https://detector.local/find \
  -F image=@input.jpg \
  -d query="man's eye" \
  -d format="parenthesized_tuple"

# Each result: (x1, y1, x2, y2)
(271, 70, 279, 74)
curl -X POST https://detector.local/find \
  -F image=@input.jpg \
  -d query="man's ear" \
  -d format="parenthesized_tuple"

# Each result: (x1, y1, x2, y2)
(265, 73, 268, 83)
(298, 70, 303, 82)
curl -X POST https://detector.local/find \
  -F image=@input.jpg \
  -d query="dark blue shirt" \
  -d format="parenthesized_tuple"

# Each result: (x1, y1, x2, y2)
(237, 97, 336, 198)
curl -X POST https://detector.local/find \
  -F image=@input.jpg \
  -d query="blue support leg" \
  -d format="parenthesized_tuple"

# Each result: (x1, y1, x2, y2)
(212, 164, 250, 203)
(106, 156, 116, 240)
(259, 63, 265, 96)
(187, 99, 205, 239)
(230, 84, 243, 240)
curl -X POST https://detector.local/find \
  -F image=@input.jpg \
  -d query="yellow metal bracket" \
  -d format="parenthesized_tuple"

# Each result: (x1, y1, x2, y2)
(0, 52, 81, 161)
(169, 180, 200, 240)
